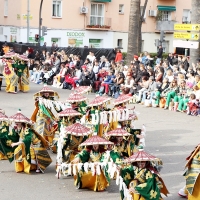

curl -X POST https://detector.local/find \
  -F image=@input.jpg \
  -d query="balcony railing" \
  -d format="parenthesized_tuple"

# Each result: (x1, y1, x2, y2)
(86, 16, 111, 30)
(156, 20, 176, 31)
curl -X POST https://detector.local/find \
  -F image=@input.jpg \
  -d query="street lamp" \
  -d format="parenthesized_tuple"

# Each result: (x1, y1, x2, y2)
(38, 0, 44, 48)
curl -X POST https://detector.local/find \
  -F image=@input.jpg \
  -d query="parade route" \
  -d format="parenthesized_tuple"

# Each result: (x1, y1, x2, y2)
(0, 82, 199, 200)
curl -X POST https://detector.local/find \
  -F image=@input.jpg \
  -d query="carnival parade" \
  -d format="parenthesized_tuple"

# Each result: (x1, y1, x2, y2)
(0, 50, 200, 200)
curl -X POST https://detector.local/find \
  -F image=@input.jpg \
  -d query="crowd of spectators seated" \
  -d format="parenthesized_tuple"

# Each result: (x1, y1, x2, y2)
(28, 48, 200, 117)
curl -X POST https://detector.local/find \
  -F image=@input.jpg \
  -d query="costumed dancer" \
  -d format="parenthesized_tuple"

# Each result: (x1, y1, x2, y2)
(105, 128, 130, 165)
(0, 109, 9, 160)
(2, 109, 52, 173)
(111, 94, 135, 130)
(2, 52, 19, 93)
(119, 148, 169, 200)
(85, 96, 111, 137)
(31, 85, 60, 146)
(178, 144, 200, 199)
(52, 107, 82, 153)
(0, 59, 4, 91)
(71, 135, 113, 191)
(56, 122, 91, 177)
(66, 92, 88, 115)
(12, 54, 30, 92)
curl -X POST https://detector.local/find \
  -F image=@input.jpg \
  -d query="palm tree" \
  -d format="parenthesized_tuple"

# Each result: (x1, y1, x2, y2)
(127, 0, 140, 64)
(190, 0, 200, 65)
(138, 0, 148, 53)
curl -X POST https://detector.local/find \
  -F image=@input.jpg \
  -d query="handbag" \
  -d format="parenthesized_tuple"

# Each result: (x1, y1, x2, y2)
(159, 97, 166, 108)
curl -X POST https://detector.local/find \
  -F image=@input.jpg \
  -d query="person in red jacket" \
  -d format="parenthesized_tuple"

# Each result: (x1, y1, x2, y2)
(115, 50, 123, 63)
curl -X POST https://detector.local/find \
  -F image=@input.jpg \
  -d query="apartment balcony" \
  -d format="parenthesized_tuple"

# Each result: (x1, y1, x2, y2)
(156, 20, 176, 32)
(85, 17, 111, 31)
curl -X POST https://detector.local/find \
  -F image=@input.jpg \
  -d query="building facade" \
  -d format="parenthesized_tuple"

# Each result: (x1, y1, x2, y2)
(0, 0, 191, 53)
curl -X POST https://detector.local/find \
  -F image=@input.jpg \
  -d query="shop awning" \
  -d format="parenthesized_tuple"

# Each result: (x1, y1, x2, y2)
(91, 0, 111, 2)
(157, 5, 176, 11)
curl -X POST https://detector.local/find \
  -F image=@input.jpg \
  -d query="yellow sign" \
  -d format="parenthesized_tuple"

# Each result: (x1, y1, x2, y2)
(174, 32, 199, 40)
(174, 24, 200, 31)
(22, 14, 33, 20)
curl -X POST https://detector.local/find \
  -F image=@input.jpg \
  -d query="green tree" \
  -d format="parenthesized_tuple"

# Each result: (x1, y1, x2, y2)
(127, 0, 140, 64)
(190, 0, 200, 65)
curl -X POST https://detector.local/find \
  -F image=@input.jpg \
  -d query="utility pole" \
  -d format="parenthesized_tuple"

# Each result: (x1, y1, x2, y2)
(27, 0, 30, 43)
(38, 0, 44, 48)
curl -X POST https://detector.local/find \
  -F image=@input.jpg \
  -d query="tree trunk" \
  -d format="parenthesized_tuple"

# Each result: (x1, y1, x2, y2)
(138, 0, 148, 53)
(190, 0, 200, 65)
(127, 0, 140, 64)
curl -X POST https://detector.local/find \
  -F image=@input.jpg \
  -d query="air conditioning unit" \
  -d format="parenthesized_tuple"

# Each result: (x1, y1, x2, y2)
(149, 10, 157, 17)
(80, 7, 88, 14)
(119, 10, 124, 14)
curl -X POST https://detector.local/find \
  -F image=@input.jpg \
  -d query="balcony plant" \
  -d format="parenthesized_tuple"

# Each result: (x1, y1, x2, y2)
(105, 25, 111, 29)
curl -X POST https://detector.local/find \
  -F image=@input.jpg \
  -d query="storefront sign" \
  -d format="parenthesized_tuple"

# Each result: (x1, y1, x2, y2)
(67, 31, 85, 47)
(67, 32, 85, 37)
(10, 27, 17, 34)
(89, 39, 101, 48)
(29, 36, 44, 43)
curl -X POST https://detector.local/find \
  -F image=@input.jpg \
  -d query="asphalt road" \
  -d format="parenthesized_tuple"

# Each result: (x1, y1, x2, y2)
(0, 82, 199, 200)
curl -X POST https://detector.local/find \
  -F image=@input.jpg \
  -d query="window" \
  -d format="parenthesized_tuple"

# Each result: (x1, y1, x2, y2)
(183, 9, 191, 23)
(159, 41, 169, 53)
(90, 4, 104, 26)
(119, 4, 124, 14)
(161, 11, 171, 21)
(117, 39, 122, 48)
(52, 0, 62, 18)
(4, 0, 8, 17)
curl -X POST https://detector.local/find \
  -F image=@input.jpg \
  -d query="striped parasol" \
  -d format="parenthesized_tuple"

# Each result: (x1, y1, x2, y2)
(66, 93, 87, 103)
(65, 122, 92, 136)
(34, 84, 59, 99)
(58, 108, 82, 117)
(87, 96, 111, 107)
(17, 54, 29, 62)
(113, 94, 133, 106)
(74, 86, 91, 94)
(105, 128, 130, 137)
(9, 109, 34, 125)
(0, 112, 9, 121)
(79, 135, 113, 146)
(3, 52, 17, 59)
(125, 149, 158, 163)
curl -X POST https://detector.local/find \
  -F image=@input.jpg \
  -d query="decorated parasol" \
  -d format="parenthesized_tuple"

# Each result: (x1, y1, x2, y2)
(65, 122, 92, 136)
(9, 109, 34, 125)
(74, 86, 91, 94)
(58, 108, 82, 117)
(113, 94, 134, 106)
(17, 54, 29, 62)
(105, 128, 131, 137)
(34, 84, 59, 99)
(66, 93, 87, 103)
(79, 135, 113, 146)
(125, 149, 158, 163)
(0, 112, 9, 121)
(87, 96, 111, 107)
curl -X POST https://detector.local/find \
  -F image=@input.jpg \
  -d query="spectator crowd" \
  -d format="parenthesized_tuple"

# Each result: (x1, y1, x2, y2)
(28, 46, 200, 117)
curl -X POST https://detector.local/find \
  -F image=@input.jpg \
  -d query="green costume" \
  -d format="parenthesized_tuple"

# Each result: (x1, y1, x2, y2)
(74, 148, 110, 191)
(0, 123, 19, 162)
(120, 165, 163, 200)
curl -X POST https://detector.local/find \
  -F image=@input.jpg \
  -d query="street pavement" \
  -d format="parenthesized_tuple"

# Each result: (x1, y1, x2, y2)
(0, 82, 199, 200)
